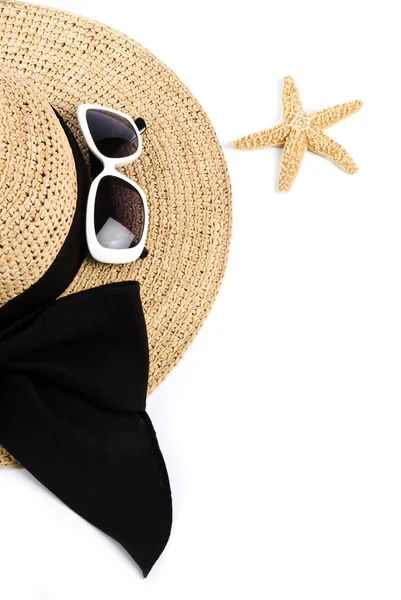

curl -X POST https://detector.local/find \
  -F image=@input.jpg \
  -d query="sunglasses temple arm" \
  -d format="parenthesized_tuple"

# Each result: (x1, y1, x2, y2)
(135, 118, 147, 135)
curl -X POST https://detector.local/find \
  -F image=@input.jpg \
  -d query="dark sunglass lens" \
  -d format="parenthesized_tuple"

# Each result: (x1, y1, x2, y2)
(95, 176, 145, 250)
(86, 109, 138, 159)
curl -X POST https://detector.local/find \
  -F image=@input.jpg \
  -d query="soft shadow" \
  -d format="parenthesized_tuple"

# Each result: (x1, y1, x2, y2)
(221, 140, 235, 151)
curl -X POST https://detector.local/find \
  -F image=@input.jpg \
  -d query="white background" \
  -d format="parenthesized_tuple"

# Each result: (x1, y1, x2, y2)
(1, 1, 401, 598)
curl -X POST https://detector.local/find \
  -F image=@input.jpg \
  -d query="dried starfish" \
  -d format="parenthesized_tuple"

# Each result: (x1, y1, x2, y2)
(234, 76, 363, 192)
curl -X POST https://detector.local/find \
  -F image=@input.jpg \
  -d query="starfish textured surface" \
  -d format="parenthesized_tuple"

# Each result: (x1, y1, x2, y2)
(234, 76, 363, 192)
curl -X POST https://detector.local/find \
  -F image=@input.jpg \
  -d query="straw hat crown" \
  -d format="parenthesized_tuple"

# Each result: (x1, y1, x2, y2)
(0, 70, 77, 308)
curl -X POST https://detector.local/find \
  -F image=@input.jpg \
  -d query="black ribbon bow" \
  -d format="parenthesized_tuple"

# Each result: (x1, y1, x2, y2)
(0, 281, 172, 577)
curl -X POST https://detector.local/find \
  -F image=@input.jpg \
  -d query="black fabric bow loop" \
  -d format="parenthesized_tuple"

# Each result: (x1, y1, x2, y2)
(0, 281, 172, 577)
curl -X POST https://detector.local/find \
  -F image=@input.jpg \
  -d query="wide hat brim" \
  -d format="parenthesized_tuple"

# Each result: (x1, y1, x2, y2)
(0, 1, 231, 425)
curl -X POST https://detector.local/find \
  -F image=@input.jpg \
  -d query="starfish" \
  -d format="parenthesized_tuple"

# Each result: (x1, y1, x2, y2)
(233, 76, 363, 192)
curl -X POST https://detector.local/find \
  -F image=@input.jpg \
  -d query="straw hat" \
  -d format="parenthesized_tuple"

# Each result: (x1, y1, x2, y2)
(0, 0, 232, 468)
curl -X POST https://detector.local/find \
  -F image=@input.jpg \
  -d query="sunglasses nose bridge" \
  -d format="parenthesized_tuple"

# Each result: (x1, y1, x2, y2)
(89, 148, 134, 177)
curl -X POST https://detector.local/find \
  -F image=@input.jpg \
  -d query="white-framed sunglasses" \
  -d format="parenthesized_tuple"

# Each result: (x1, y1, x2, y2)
(77, 104, 148, 264)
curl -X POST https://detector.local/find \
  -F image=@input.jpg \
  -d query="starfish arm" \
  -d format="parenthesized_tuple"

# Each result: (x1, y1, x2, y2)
(308, 128, 358, 173)
(309, 100, 363, 130)
(278, 129, 308, 192)
(282, 76, 304, 122)
(233, 123, 290, 150)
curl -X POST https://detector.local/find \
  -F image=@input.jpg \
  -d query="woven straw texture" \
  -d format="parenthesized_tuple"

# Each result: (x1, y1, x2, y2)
(0, 0, 232, 467)
(0, 71, 77, 307)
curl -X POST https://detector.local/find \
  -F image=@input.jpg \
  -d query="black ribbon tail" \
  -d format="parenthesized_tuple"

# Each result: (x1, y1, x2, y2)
(0, 282, 172, 576)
